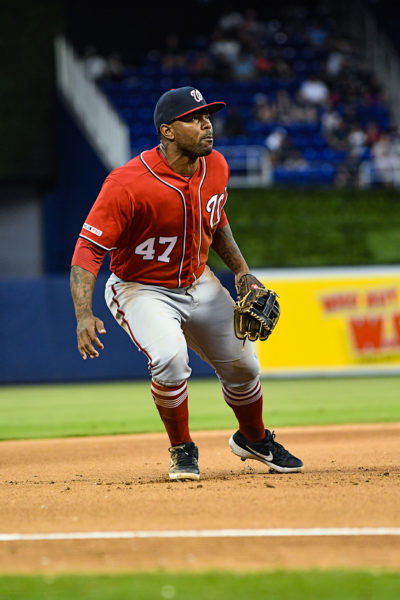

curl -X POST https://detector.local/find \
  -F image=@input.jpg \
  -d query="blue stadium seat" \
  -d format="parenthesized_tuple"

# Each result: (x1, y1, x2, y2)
(303, 148, 318, 161)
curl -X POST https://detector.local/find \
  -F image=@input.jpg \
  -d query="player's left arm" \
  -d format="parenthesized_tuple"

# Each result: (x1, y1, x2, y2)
(211, 223, 249, 288)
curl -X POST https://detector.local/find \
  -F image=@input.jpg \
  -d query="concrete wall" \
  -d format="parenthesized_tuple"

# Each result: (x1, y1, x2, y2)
(0, 272, 236, 384)
(0, 185, 44, 276)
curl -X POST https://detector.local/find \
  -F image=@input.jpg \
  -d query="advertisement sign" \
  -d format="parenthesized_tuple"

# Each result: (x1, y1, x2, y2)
(254, 266, 400, 376)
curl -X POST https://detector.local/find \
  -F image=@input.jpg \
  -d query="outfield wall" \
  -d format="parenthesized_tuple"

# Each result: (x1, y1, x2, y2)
(0, 273, 227, 384)
(1, 266, 400, 384)
(254, 265, 400, 377)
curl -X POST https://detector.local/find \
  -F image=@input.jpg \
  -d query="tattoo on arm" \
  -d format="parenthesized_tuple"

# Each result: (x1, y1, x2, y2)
(211, 224, 249, 275)
(70, 265, 97, 320)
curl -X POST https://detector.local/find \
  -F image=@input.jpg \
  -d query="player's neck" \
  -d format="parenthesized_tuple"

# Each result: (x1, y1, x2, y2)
(159, 144, 199, 177)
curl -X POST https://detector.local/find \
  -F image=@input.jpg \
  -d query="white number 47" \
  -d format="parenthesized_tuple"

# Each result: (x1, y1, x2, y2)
(134, 236, 178, 263)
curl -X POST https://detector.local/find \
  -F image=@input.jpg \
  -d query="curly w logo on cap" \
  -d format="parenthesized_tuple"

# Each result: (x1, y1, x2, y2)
(190, 89, 203, 102)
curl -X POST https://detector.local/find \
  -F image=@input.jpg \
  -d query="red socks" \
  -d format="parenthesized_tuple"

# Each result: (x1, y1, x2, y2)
(152, 378, 266, 446)
(151, 380, 192, 447)
(222, 380, 265, 442)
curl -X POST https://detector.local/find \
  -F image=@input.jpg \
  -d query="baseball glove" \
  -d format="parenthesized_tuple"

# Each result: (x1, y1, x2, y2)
(234, 274, 280, 342)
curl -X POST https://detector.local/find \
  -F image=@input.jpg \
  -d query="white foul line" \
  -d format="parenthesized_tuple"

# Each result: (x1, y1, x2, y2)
(0, 528, 399, 542)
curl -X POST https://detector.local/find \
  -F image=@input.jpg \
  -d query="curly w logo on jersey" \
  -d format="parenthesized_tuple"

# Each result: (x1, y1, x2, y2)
(206, 190, 227, 228)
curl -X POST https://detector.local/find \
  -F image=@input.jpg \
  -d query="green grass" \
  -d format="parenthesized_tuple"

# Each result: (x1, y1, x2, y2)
(0, 376, 399, 441)
(0, 571, 399, 599)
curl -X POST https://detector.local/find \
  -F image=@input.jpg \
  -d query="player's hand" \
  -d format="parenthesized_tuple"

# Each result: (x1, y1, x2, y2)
(76, 315, 106, 360)
(234, 270, 250, 292)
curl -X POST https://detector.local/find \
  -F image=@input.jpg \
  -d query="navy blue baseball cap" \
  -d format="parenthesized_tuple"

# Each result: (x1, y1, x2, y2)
(154, 86, 226, 132)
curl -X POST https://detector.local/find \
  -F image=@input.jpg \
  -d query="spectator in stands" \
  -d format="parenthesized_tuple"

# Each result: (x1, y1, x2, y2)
(212, 54, 233, 82)
(253, 93, 275, 123)
(232, 50, 256, 81)
(161, 34, 187, 70)
(190, 50, 215, 79)
(217, 10, 244, 35)
(240, 8, 263, 39)
(264, 127, 291, 165)
(210, 30, 241, 67)
(321, 106, 341, 134)
(325, 48, 344, 77)
(82, 45, 108, 81)
(252, 87, 320, 132)
(290, 100, 319, 124)
(254, 48, 273, 76)
(271, 55, 293, 79)
(274, 89, 293, 123)
(306, 18, 328, 47)
(388, 126, 400, 155)
(333, 123, 367, 188)
(275, 89, 319, 125)
(371, 133, 400, 187)
(106, 52, 126, 82)
(347, 124, 367, 158)
(94, 2, 395, 189)
(365, 121, 382, 147)
(334, 163, 354, 187)
(298, 74, 329, 105)
(326, 120, 349, 152)
(221, 106, 246, 138)
(283, 149, 309, 171)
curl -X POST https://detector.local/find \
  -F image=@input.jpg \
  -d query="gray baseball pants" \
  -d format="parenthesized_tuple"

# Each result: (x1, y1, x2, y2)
(105, 266, 261, 389)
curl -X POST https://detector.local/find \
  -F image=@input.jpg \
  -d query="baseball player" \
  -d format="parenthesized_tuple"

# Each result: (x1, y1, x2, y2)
(70, 86, 303, 481)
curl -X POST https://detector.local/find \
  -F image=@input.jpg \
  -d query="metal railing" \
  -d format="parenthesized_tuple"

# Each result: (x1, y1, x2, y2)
(54, 36, 131, 170)
(362, 7, 400, 129)
(358, 160, 400, 188)
(213, 145, 272, 187)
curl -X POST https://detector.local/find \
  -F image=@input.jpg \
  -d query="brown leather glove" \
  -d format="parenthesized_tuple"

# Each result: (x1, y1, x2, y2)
(234, 274, 280, 342)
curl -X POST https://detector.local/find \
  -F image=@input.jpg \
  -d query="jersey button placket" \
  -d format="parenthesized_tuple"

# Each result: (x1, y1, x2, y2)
(185, 183, 196, 283)
(186, 284, 199, 312)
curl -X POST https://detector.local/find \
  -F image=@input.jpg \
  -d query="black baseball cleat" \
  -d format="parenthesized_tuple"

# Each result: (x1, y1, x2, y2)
(168, 442, 200, 481)
(229, 429, 304, 473)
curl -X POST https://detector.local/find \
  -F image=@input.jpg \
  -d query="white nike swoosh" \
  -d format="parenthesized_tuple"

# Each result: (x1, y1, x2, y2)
(245, 445, 273, 461)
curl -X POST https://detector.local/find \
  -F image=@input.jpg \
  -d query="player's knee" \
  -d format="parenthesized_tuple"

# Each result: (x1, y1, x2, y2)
(217, 351, 261, 388)
(151, 344, 191, 387)
(234, 360, 261, 386)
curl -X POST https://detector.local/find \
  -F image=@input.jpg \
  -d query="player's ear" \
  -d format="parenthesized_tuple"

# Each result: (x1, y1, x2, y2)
(160, 123, 175, 141)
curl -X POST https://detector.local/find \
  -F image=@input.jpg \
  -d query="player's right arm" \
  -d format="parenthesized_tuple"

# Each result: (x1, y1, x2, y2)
(70, 176, 132, 359)
(70, 265, 106, 359)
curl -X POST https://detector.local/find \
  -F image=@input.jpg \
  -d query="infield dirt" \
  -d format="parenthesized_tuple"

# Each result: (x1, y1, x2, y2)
(0, 423, 399, 572)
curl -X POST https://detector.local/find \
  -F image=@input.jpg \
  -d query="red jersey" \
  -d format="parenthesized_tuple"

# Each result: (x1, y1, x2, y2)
(72, 146, 229, 287)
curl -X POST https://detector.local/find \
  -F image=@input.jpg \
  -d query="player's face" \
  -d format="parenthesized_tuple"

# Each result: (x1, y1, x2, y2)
(171, 110, 214, 157)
